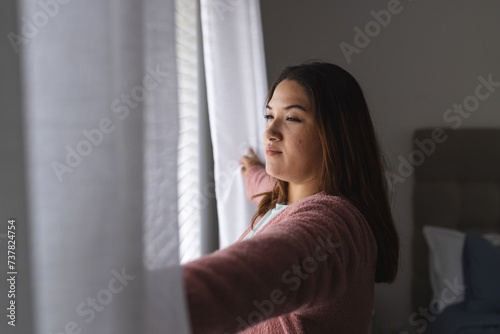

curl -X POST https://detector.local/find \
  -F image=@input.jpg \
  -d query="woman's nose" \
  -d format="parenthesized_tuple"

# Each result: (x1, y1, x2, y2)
(264, 123, 282, 141)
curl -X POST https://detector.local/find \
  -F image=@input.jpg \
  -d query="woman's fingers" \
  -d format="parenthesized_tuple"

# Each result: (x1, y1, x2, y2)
(240, 149, 253, 175)
(249, 148, 260, 160)
(239, 155, 250, 165)
(249, 148, 264, 165)
(239, 156, 249, 176)
(239, 148, 264, 176)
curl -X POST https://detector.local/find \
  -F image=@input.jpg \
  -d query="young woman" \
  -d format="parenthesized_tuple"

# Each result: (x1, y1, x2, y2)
(182, 61, 399, 334)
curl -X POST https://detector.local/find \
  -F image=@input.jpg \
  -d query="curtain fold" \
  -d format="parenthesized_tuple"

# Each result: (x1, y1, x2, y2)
(142, 0, 191, 332)
(200, 0, 268, 248)
(12, 0, 189, 333)
(0, 2, 34, 333)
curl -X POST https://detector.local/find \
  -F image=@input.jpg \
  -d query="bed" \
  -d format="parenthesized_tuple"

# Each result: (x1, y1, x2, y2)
(411, 128, 500, 334)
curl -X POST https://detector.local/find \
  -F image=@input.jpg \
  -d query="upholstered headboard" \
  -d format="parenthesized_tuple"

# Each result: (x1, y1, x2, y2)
(411, 128, 500, 311)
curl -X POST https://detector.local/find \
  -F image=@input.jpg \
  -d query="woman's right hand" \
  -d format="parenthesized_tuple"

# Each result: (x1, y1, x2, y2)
(239, 147, 264, 178)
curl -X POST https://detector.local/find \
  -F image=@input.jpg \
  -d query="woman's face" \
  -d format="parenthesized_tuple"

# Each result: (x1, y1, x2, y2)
(263, 79, 323, 186)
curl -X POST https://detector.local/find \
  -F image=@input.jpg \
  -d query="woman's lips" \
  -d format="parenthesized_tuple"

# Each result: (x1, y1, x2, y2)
(266, 149, 282, 156)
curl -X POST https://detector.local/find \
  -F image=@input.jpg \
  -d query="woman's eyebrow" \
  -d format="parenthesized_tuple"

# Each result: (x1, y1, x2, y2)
(266, 104, 308, 113)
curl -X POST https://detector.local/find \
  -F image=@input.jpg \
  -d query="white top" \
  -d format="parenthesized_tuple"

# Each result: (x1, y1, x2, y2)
(242, 203, 289, 240)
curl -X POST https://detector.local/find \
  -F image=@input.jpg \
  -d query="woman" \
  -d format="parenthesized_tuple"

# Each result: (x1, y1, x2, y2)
(182, 61, 399, 334)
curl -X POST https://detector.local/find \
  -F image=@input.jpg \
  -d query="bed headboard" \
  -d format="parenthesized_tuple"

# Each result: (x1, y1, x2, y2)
(411, 128, 500, 311)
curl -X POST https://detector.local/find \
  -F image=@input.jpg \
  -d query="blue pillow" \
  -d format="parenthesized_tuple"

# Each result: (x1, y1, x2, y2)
(463, 230, 500, 313)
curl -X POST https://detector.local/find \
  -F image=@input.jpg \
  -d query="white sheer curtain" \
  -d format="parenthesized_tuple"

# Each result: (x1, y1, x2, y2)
(8, 0, 189, 333)
(200, 0, 268, 248)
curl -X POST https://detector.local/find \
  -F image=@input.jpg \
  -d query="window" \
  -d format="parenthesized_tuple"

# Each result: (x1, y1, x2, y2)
(176, 0, 201, 264)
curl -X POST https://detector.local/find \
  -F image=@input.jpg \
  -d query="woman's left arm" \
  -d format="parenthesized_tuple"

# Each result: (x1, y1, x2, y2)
(182, 198, 373, 334)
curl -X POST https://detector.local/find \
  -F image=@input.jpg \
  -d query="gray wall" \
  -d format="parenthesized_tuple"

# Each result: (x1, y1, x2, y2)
(260, 0, 500, 332)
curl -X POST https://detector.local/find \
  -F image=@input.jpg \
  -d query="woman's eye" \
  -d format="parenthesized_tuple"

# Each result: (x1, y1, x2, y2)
(264, 114, 301, 122)
(263, 114, 301, 122)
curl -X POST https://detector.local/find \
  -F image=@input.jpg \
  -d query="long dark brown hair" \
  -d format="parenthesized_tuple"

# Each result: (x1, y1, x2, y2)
(250, 61, 399, 283)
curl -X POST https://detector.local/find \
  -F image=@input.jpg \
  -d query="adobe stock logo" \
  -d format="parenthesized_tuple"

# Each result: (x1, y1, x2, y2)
(227, 235, 340, 333)
(47, 267, 135, 334)
(339, 0, 412, 64)
(51, 64, 169, 183)
(402, 277, 466, 334)
(7, 0, 73, 54)
(385, 73, 500, 191)
(213, 0, 244, 20)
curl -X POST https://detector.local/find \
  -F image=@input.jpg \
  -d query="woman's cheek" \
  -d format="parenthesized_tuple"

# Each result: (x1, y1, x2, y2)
(296, 138, 305, 152)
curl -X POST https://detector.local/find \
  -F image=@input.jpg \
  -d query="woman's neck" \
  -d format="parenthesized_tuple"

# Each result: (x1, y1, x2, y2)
(287, 181, 320, 205)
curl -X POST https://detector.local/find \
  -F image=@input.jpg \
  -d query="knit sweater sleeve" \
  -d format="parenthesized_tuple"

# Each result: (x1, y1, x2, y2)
(244, 164, 274, 205)
(182, 195, 376, 334)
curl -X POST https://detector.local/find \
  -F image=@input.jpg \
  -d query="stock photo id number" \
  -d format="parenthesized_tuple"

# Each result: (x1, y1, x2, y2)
(6, 218, 17, 327)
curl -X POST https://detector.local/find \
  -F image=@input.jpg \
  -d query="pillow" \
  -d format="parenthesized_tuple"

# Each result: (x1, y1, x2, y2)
(423, 226, 466, 312)
(483, 233, 500, 247)
(463, 230, 500, 313)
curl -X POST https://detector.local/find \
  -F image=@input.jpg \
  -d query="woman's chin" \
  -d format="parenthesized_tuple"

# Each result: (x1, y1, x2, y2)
(265, 169, 287, 182)
(265, 166, 279, 179)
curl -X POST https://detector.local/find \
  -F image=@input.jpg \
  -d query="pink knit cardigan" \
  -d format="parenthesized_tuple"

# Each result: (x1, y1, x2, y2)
(182, 165, 377, 334)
